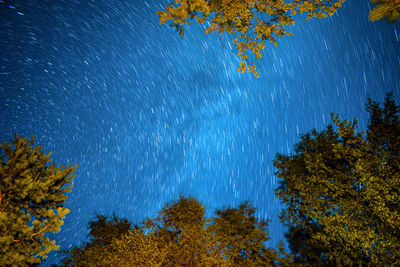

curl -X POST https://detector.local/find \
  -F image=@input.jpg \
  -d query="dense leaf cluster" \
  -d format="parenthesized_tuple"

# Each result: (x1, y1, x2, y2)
(61, 196, 290, 266)
(369, 0, 400, 23)
(0, 135, 77, 265)
(157, 0, 345, 77)
(274, 93, 400, 266)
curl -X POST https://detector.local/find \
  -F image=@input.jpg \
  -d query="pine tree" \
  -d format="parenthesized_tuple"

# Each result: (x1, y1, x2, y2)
(274, 93, 400, 265)
(0, 134, 77, 265)
(157, 0, 345, 78)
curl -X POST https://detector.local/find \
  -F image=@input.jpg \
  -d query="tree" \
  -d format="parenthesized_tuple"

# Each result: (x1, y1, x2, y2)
(369, 0, 400, 23)
(0, 134, 77, 265)
(284, 224, 330, 265)
(210, 202, 277, 266)
(274, 93, 400, 265)
(61, 196, 287, 266)
(62, 196, 227, 266)
(150, 196, 226, 266)
(157, 0, 344, 78)
(61, 214, 135, 266)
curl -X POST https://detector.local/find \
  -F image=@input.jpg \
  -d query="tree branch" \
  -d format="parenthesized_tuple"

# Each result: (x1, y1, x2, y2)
(32, 172, 40, 183)
(31, 222, 52, 238)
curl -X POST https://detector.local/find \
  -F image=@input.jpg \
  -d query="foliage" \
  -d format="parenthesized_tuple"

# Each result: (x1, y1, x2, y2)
(150, 196, 226, 266)
(157, 0, 345, 78)
(61, 214, 135, 266)
(210, 202, 277, 266)
(0, 134, 77, 265)
(274, 93, 400, 265)
(369, 0, 400, 23)
(61, 196, 288, 266)
(284, 224, 330, 265)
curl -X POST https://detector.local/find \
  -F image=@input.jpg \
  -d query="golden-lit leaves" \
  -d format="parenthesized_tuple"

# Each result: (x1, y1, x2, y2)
(157, 0, 345, 77)
(0, 134, 76, 265)
(369, 0, 400, 23)
(274, 94, 400, 265)
(61, 197, 288, 266)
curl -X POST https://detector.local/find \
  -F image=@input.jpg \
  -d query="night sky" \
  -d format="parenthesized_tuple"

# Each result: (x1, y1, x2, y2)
(1, 0, 399, 265)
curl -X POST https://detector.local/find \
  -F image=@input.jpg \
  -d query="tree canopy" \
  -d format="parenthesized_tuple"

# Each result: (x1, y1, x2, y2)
(0, 134, 77, 265)
(210, 202, 278, 266)
(274, 93, 400, 265)
(61, 214, 135, 266)
(157, 0, 345, 78)
(369, 0, 400, 23)
(61, 196, 290, 266)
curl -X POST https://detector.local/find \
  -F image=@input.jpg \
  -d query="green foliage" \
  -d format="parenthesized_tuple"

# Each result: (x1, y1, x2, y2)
(62, 196, 288, 266)
(274, 93, 400, 265)
(0, 134, 77, 266)
(369, 0, 400, 23)
(157, 0, 345, 78)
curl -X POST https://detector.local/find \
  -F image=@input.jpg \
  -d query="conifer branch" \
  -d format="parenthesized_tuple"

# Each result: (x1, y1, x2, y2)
(32, 172, 40, 183)
(31, 222, 52, 238)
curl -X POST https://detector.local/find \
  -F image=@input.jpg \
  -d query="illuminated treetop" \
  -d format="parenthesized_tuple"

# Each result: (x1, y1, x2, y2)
(157, 0, 345, 78)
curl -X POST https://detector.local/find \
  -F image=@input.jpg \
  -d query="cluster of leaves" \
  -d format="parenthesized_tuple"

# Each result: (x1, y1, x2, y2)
(274, 93, 400, 266)
(369, 0, 400, 23)
(0, 134, 77, 265)
(157, 0, 345, 78)
(61, 196, 291, 266)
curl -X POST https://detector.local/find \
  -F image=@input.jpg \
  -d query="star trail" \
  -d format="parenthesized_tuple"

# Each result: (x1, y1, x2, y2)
(1, 0, 399, 265)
